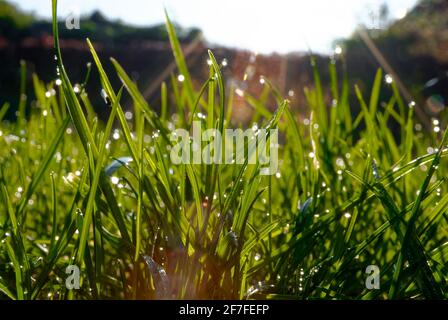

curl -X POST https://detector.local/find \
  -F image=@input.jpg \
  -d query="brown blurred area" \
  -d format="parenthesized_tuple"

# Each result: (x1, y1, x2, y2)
(0, 29, 331, 124)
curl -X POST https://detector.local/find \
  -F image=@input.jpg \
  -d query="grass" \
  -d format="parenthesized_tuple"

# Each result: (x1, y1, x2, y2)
(0, 0, 447, 300)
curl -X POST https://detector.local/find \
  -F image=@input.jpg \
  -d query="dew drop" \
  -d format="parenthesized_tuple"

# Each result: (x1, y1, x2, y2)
(101, 89, 111, 106)
(125, 111, 133, 120)
(334, 45, 343, 55)
(385, 74, 393, 84)
(112, 130, 120, 140)
(111, 176, 120, 185)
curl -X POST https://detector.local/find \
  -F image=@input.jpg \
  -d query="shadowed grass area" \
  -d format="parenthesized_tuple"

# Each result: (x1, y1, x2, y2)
(0, 0, 447, 300)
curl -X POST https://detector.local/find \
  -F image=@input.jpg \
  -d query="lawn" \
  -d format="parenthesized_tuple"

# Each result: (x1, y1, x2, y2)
(0, 0, 447, 300)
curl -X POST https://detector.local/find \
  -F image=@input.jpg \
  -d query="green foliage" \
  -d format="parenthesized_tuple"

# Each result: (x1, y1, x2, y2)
(0, 0, 447, 300)
(0, 0, 33, 37)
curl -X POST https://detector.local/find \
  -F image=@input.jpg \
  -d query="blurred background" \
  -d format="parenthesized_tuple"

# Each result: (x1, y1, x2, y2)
(0, 0, 447, 125)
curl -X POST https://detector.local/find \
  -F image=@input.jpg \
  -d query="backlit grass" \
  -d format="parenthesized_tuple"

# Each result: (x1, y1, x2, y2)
(0, 0, 447, 300)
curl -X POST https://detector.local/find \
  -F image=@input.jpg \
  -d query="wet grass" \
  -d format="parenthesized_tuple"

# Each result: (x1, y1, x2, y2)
(0, 0, 447, 300)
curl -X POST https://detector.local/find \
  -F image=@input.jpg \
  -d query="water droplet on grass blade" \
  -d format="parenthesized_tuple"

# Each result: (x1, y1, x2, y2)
(372, 160, 380, 181)
(227, 231, 238, 247)
(104, 157, 133, 176)
(385, 74, 393, 84)
(112, 130, 120, 140)
(110, 176, 119, 185)
(101, 89, 111, 106)
(124, 111, 133, 120)
(143, 255, 170, 299)
(336, 157, 345, 168)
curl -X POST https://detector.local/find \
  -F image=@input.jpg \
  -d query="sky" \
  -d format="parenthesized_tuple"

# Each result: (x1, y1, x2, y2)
(10, 0, 419, 54)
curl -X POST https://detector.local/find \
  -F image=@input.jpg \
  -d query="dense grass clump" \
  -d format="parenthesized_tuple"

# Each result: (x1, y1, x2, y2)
(0, 0, 447, 300)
